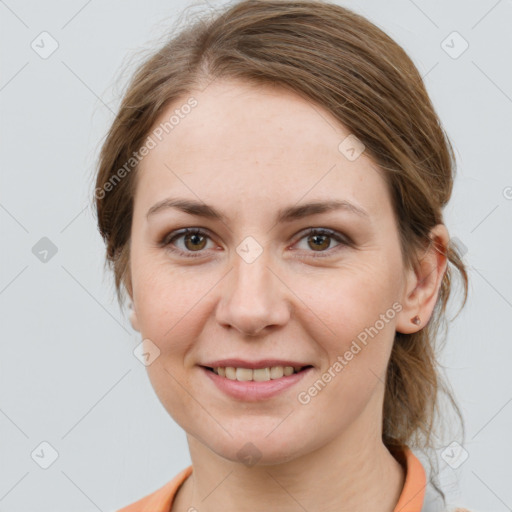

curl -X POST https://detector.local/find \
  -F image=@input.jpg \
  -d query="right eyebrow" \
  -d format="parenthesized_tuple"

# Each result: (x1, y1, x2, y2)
(147, 198, 226, 221)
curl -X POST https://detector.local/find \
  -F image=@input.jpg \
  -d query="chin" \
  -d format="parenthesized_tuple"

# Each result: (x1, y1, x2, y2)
(202, 433, 310, 467)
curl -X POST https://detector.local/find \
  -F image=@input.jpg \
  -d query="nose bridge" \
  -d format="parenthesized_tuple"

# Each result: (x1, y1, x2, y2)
(216, 246, 290, 335)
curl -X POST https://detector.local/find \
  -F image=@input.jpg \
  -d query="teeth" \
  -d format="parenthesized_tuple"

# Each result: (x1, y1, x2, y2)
(236, 368, 253, 381)
(284, 366, 295, 376)
(225, 367, 236, 380)
(253, 367, 270, 381)
(270, 366, 284, 379)
(212, 365, 305, 381)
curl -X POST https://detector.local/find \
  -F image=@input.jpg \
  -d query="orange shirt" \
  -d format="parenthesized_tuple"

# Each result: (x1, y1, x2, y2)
(117, 445, 426, 512)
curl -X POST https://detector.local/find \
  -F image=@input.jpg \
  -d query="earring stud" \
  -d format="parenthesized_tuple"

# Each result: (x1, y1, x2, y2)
(411, 315, 421, 326)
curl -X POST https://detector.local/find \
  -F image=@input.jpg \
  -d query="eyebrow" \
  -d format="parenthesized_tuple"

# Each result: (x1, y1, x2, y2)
(146, 197, 369, 223)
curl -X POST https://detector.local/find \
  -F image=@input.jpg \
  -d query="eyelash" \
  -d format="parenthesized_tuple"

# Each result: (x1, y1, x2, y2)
(159, 227, 351, 259)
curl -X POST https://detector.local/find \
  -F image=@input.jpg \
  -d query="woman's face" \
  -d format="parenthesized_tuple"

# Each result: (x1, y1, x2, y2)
(129, 79, 414, 464)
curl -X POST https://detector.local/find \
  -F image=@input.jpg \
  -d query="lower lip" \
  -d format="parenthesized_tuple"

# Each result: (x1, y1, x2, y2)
(200, 366, 313, 401)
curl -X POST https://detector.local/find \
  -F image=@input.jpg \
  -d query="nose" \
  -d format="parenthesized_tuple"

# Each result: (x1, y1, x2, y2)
(215, 252, 292, 336)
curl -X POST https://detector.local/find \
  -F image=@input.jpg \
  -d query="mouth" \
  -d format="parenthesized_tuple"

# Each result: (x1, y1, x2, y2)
(200, 363, 314, 401)
(201, 365, 313, 382)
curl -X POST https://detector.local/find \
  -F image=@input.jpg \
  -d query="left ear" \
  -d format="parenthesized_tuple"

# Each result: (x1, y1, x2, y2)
(395, 224, 449, 334)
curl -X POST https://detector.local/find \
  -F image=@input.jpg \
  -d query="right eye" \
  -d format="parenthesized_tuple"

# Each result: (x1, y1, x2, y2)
(160, 228, 217, 258)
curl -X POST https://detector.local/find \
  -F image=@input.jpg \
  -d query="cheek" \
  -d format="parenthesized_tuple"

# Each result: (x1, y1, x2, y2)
(131, 256, 218, 352)
(301, 259, 400, 333)
(296, 258, 401, 387)
(294, 271, 399, 423)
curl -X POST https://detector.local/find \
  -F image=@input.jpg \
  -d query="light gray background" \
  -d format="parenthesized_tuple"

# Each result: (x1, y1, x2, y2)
(1, 0, 511, 511)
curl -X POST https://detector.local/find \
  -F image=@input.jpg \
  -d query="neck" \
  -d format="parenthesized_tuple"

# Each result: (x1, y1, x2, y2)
(172, 423, 405, 512)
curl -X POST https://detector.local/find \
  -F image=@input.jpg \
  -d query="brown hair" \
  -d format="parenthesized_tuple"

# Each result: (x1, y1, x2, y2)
(94, 0, 469, 501)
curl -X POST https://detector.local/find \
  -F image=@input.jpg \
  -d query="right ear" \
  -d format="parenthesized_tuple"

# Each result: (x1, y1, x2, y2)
(125, 262, 139, 331)
(129, 303, 140, 332)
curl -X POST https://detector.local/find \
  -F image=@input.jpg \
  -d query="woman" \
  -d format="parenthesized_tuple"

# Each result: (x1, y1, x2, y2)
(94, 1, 471, 510)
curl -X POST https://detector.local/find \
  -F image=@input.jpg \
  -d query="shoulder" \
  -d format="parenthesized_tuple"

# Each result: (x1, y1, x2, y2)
(420, 471, 476, 512)
(394, 446, 475, 512)
(421, 493, 476, 512)
(115, 465, 193, 512)
(420, 466, 475, 512)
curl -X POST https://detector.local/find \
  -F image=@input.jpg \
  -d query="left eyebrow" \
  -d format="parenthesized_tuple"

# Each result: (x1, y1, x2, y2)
(146, 197, 369, 222)
(276, 199, 369, 222)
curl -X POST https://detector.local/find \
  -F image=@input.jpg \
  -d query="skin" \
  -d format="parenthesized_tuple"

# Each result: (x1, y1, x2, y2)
(128, 78, 449, 512)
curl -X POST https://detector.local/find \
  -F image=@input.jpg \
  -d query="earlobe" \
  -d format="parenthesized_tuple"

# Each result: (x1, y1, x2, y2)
(129, 304, 140, 332)
(395, 224, 449, 334)
(395, 265, 423, 334)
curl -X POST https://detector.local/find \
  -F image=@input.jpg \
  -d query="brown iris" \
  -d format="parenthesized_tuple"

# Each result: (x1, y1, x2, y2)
(308, 233, 331, 251)
(184, 232, 207, 251)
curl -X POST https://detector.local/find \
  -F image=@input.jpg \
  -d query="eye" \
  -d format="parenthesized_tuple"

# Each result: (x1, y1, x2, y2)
(292, 227, 350, 257)
(160, 226, 351, 259)
(160, 228, 216, 258)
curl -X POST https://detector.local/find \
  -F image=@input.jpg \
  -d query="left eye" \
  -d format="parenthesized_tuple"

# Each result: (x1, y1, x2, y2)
(293, 228, 348, 256)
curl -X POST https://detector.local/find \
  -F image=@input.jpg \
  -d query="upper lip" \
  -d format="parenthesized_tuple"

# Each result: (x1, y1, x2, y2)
(200, 359, 313, 370)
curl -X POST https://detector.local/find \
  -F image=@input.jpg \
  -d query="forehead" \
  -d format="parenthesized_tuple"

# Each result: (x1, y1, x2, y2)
(135, 79, 391, 219)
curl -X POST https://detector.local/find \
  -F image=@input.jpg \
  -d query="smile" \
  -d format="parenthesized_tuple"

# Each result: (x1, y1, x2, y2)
(205, 365, 310, 381)
(200, 365, 313, 401)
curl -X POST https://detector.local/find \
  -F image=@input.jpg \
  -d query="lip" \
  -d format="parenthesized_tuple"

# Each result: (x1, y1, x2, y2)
(200, 365, 313, 401)
(201, 359, 311, 370)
